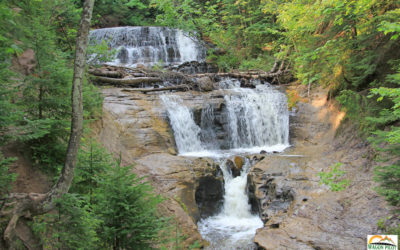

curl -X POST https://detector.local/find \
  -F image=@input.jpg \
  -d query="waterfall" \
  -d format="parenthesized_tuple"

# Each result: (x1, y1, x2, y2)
(160, 95, 204, 153)
(200, 103, 218, 150)
(160, 81, 289, 247)
(89, 26, 206, 67)
(157, 80, 289, 248)
(198, 159, 263, 249)
(161, 79, 289, 157)
(223, 81, 289, 150)
(94, 26, 289, 248)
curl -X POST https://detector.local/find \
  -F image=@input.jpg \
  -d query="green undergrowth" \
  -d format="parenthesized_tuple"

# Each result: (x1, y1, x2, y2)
(318, 162, 350, 192)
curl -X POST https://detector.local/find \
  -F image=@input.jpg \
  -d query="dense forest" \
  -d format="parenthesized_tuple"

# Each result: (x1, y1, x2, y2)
(0, 0, 399, 248)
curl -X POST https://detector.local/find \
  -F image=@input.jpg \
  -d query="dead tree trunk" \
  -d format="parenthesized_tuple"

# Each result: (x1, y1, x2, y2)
(1, 0, 95, 248)
(88, 68, 123, 78)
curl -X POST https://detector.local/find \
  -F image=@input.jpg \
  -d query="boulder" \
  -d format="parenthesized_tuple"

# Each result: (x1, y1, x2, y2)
(234, 156, 244, 170)
(197, 76, 214, 92)
(226, 159, 241, 177)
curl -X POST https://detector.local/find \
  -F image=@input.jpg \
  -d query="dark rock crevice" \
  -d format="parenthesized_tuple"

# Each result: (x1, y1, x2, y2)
(195, 175, 224, 220)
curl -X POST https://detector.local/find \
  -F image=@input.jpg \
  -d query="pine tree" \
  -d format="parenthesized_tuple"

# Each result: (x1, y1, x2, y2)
(93, 162, 166, 249)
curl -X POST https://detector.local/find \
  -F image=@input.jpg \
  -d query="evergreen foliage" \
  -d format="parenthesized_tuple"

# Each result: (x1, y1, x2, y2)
(31, 143, 167, 249)
(32, 194, 100, 250)
(368, 67, 400, 207)
(152, 0, 282, 71)
(0, 153, 17, 198)
(93, 156, 166, 249)
(90, 0, 159, 27)
(0, 0, 102, 176)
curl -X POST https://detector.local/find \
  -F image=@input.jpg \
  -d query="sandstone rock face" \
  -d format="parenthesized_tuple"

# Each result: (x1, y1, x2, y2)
(249, 86, 396, 250)
(97, 88, 226, 247)
(99, 88, 177, 158)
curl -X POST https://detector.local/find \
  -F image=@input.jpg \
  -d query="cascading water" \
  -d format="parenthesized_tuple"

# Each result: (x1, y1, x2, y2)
(197, 159, 263, 249)
(222, 79, 289, 152)
(159, 95, 203, 153)
(161, 78, 289, 157)
(200, 103, 219, 150)
(95, 25, 289, 249)
(89, 26, 206, 67)
(160, 78, 289, 248)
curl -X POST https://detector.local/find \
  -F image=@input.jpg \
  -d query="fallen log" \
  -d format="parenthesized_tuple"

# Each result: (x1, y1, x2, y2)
(193, 70, 289, 80)
(122, 84, 189, 93)
(92, 76, 162, 85)
(88, 69, 123, 78)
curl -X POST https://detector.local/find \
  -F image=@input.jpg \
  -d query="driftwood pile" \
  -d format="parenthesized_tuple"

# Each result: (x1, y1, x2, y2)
(88, 62, 290, 93)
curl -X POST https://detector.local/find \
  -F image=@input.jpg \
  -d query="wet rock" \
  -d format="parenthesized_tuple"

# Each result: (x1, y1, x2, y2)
(234, 156, 244, 170)
(131, 154, 221, 247)
(117, 47, 129, 64)
(195, 176, 224, 218)
(99, 89, 178, 158)
(169, 61, 218, 74)
(197, 76, 214, 92)
(226, 159, 241, 177)
(248, 162, 295, 223)
(240, 78, 256, 89)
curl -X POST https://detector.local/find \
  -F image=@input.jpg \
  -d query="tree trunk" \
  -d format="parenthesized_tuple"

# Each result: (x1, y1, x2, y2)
(2, 0, 95, 247)
(44, 0, 94, 207)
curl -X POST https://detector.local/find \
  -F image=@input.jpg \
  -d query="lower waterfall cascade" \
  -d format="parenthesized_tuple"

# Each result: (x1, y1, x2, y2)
(197, 159, 264, 249)
(161, 78, 290, 249)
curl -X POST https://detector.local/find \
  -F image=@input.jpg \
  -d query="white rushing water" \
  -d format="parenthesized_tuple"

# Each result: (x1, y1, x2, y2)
(160, 79, 290, 248)
(160, 78, 290, 247)
(89, 27, 206, 67)
(161, 79, 289, 157)
(160, 95, 203, 153)
(223, 79, 289, 150)
(198, 159, 263, 249)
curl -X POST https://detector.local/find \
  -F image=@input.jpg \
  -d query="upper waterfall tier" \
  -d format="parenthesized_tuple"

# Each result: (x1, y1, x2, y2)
(89, 26, 207, 67)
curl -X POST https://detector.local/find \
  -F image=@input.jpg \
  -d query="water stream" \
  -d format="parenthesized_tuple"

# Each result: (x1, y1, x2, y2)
(197, 159, 263, 249)
(160, 78, 289, 158)
(161, 79, 289, 249)
(92, 26, 289, 248)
